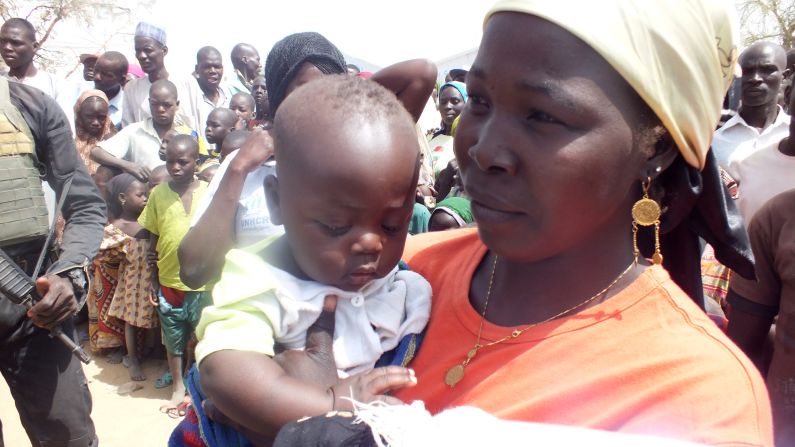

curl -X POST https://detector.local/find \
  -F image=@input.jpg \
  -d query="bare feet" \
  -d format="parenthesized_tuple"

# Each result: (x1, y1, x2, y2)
(106, 348, 124, 364)
(127, 356, 146, 381)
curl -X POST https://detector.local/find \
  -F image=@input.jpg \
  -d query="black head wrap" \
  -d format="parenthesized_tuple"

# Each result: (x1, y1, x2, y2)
(265, 32, 346, 115)
(638, 151, 754, 309)
(105, 173, 138, 218)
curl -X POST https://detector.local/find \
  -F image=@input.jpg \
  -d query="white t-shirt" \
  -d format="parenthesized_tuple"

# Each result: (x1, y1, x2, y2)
(728, 144, 795, 223)
(190, 148, 283, 246)
(712, 107, 790, 170)
(712, 107, 794, 223)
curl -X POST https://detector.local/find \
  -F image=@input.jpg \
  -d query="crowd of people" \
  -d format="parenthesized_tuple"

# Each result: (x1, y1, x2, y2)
(0, 0, 793, 446)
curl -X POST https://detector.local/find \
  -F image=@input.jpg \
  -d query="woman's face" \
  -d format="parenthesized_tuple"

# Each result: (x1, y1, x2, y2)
(456, 13, 651, 262)
(78, 98, 108, 137)
(439, 86, 465, 127)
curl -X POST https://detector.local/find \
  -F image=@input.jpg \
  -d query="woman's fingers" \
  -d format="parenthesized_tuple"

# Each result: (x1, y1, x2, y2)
(364, 366, 417, 395)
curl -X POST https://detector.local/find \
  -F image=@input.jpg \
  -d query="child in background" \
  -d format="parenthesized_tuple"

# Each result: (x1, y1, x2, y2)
(139, 135, 210, 411)
(229, 92, 256, 130)
(428, 196, 474, 231)
(158, 129, 180, 162)
(197, 162, 219, 183)
(92, 165, 121, 209)
(195, 76, 431, 440)
(87, 175, 128, 356)
(204, 108, 238, 158)
(104, 173, 158, 381)
(218, 129, 249, 164)
(149, 164, 171, 190)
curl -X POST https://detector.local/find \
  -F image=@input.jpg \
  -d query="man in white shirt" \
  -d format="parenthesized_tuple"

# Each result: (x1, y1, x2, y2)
(93, 51, 128, 129)
(712, 41, 794, 223)
(182, 46, 230, 147)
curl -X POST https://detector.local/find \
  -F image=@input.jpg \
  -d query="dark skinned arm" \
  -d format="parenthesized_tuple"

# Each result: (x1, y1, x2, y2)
(726, 300, 775, 370)
(199, 296, 416, 438)
(178, 129, 273, 289)
(370, 59, 437, 123)
(90, 146, 151, 182)
(148, 233, 160, 294)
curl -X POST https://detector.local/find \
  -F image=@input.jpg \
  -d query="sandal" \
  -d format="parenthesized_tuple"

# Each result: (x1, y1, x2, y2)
(154, 371, 173, 389)
(166, 401, 190, 419)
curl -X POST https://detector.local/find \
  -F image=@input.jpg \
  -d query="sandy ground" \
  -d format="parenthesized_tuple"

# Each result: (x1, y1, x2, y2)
(0, 350, 182, 446)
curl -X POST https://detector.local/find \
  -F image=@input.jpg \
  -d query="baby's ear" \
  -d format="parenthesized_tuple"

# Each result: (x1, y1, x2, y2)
(264, 174, 283, 225)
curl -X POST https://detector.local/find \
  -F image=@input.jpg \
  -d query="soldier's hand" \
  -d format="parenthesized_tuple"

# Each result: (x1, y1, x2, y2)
(28, 274, 79, 330)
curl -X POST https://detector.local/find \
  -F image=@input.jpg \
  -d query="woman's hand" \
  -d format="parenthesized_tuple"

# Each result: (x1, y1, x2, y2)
(273, 295, 339, 388)
(328, 366, 417, 411)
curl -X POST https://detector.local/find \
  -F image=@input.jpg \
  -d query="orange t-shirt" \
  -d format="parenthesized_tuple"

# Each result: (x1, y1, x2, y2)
(397, 229, 773, 446)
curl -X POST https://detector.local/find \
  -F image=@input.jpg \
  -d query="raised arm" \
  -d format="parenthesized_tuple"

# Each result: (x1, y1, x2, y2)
(178, 129, 273, 288)
(371, 59, 437, 123)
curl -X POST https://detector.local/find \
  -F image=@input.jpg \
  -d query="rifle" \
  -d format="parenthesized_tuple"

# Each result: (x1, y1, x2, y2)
(0, 247, 91, 364)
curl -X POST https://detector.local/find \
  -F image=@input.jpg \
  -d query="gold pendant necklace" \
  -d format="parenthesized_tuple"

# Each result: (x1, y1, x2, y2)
(445, 256, 635, 387)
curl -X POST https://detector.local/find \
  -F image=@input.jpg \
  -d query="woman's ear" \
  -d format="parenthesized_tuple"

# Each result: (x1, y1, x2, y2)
(643, 126, 678, 181)
(264, 174, 283, 225)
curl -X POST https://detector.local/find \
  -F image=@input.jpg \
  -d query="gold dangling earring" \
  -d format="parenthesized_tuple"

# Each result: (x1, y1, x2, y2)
(631, 177, 663, 265)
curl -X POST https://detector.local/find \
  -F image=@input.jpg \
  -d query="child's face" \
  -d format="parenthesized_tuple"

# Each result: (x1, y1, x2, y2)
(122, 180, 148, 215)
(267, 123, 419, 292)
(149, 88, 178, 127)
(230, 97, 254, 122)
(78, 99, 108, 137)
(159, 130, 179, 161)
(205, 115, 230, 145)
(165, 144, 197, 184)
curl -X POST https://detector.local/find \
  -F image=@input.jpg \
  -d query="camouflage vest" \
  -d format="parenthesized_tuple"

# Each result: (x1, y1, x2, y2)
(0, 78, 50, 246)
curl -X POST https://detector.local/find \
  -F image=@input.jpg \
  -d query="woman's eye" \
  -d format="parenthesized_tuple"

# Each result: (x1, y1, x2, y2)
(527, 110, 562, 125)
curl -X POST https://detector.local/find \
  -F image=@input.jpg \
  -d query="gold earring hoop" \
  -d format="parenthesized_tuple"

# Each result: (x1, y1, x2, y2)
(631, 177, 663, 265)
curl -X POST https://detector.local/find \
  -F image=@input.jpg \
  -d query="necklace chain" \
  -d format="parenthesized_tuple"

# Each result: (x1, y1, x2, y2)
(444, 255, 635, 387)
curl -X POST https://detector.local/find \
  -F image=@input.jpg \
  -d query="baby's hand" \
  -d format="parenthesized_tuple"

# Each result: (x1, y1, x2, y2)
(329, 366, 417, 411)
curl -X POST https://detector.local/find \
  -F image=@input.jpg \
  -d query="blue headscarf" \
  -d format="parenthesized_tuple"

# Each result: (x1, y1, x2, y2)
(439, 81, 468, 102)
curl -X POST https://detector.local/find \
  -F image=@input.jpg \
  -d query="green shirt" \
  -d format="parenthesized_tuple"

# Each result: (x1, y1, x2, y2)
(139, 181, 208, 291)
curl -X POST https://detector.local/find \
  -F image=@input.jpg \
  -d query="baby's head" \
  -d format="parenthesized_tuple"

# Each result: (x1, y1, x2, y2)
(266, 75, 419, 291)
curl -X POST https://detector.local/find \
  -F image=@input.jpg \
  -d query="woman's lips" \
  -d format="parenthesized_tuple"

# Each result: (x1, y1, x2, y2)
(471, 199, 524, 224)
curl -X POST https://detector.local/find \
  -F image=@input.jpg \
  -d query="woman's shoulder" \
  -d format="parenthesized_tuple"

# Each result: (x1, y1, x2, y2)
(403, 228, 481, 266)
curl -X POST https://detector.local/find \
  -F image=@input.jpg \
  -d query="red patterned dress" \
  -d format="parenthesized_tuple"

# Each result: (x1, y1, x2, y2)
(87, 225, 127, 351)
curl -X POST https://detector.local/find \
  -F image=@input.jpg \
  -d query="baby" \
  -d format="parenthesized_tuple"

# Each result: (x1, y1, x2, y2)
(195, 75, 431, 437)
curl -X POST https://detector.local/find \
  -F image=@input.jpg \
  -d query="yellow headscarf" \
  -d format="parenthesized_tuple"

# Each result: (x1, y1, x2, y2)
(485, 0, 738, 170)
